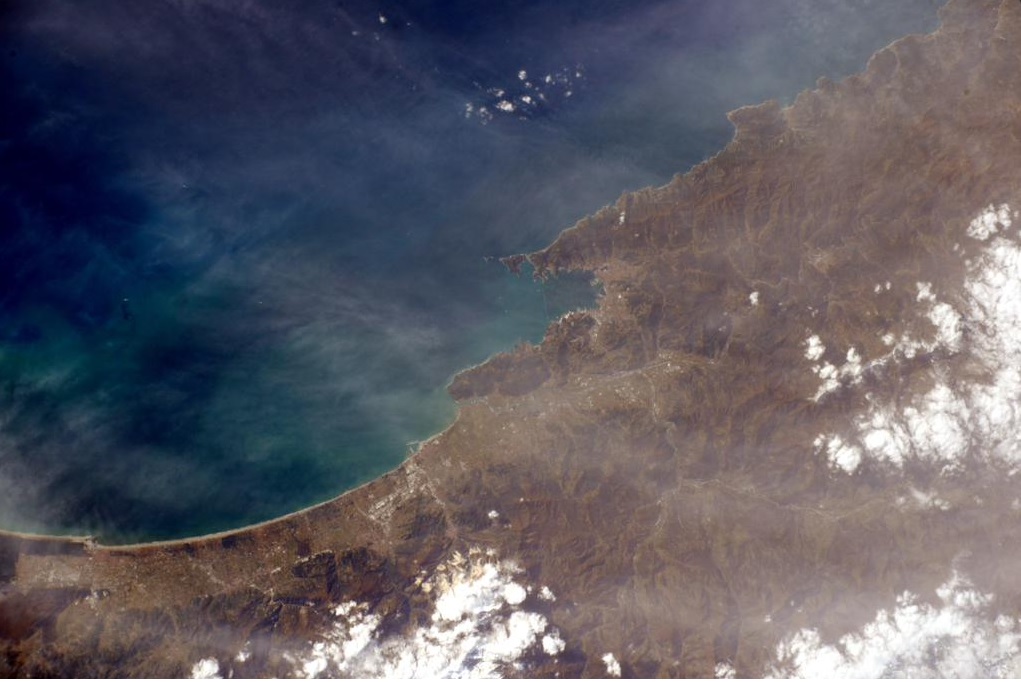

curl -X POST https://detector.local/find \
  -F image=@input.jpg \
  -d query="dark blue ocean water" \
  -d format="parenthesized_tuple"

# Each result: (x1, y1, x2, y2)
(0, 0, 944, 542)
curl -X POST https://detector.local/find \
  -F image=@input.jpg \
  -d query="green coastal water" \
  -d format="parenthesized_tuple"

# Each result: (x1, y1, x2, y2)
(0, 260, 597, 543)
(0, 0, 944, 542)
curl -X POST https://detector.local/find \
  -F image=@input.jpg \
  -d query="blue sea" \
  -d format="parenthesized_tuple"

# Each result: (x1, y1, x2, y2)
(0, 0, 944, 542)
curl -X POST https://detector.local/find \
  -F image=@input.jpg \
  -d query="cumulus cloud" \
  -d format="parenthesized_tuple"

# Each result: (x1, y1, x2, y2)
(804, 334, 826, 362)
(804, 280, 964, 405)
(190, 658, 221, 679)
(714, 661, 737, 678)
(771, 572, 1021, 678)
(813, 203, 1021, 475)
(814, 434, 863, 474)
(602, 652, 622, 677)
(966, 203, 1013, 241)
(271, 547, 565, 678)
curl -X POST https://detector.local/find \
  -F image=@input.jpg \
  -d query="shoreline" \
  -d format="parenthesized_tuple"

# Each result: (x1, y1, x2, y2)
(0, 11, 950, 553)
(0, 418, 454, 551)
(0, 264, 601, 550)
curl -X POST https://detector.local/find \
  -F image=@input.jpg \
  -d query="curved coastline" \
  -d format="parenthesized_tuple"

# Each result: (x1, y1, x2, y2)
(4, 1, 1020, 676)
(0, 0, 965, 553)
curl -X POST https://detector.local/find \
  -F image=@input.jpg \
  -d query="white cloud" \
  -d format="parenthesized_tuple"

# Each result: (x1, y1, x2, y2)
(464, 65, 584, 123)
(190, 658, 221, 679)
(815, 434, 863, 474)
(808, 346, 865, 401)
(806, 274, 971, 405)
(771, 572, 1021, 678)
(283, 548, 564, 678)
(812, 361, 840, 400)
(906, 487, 951, 511)
(542, 630, 566, 655)
(503, 581, 527, 606)
(857, 409, 911, 468)
(966, 203, 1013, 241)
(750, 291, 759, 306)
(928, 301, 962, 351)
(602, 652, 622, 677)
(814, 204, 1021, 475)
(715, 661, 737, 678)
(804, 334, 826, 361)
(901, 384, 970, 469)
(916, 281, 936, 303)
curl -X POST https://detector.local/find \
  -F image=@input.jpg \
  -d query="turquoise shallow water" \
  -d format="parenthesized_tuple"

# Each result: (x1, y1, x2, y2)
(0, 0, 944, 542)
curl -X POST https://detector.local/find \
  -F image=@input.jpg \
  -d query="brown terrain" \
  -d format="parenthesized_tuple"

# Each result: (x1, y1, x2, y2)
(2, 0, 1021, 676)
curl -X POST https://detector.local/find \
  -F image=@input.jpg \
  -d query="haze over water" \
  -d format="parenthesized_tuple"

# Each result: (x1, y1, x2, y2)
(0, 0, 944, 542)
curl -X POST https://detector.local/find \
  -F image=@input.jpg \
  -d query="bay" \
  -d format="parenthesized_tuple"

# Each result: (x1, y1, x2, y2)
(0, 0, 943, 542)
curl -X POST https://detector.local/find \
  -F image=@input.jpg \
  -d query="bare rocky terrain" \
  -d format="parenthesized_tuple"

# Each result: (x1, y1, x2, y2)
(2, 0, 1021, 676)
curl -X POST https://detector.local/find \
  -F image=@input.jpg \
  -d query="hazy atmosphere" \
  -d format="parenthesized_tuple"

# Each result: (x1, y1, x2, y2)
(0, 0, 945, 542)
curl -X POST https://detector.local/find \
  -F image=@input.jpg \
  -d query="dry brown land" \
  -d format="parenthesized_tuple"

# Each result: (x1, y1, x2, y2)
(2, 0, 1020, 676)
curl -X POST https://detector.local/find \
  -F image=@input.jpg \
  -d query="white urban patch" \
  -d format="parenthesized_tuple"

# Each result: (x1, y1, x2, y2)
(813, 204, 1021, 474)
(602, 652, 622, 677)
(190, 658, 221, 679)
(285, 548, 564, 678)
(771, 572, 1021, 678)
